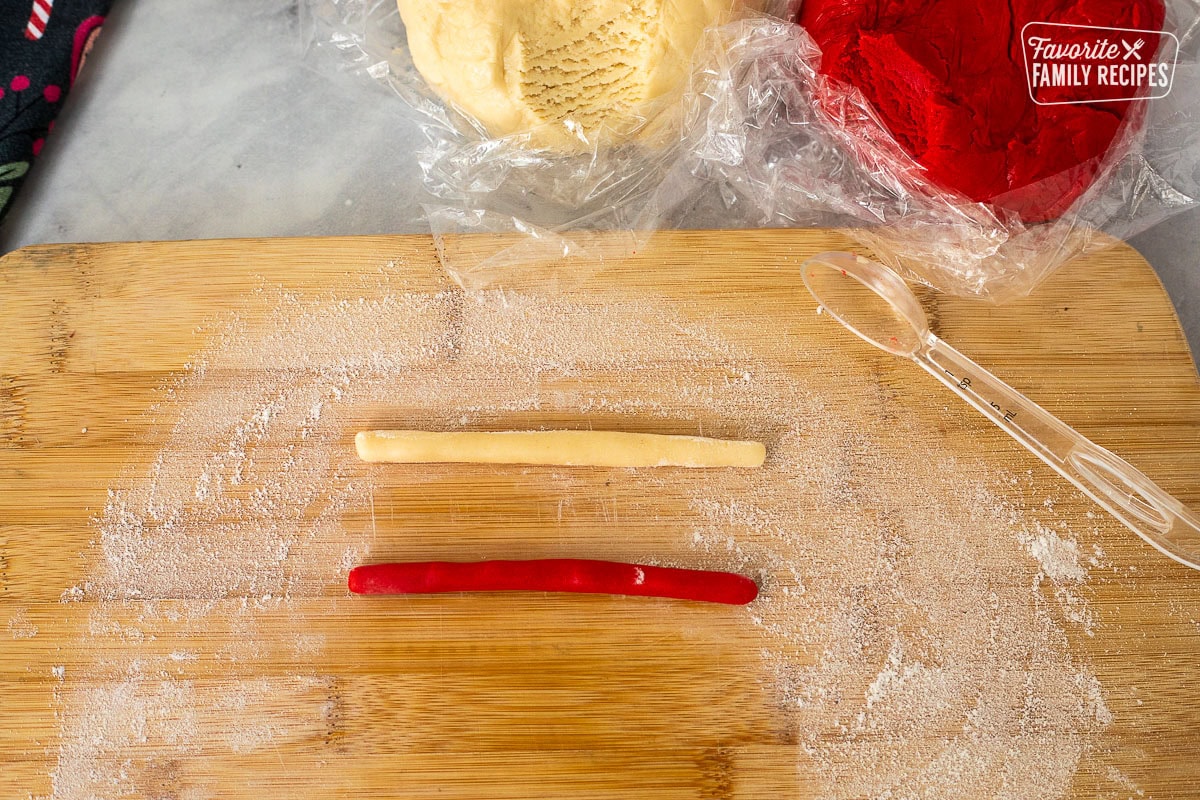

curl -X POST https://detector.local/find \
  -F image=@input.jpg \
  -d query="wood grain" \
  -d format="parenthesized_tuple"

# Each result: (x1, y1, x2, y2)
(2, 230, 1199, 799)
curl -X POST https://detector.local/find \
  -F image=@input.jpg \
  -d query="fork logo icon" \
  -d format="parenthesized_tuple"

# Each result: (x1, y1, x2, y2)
(1121, 38, 1145, 61)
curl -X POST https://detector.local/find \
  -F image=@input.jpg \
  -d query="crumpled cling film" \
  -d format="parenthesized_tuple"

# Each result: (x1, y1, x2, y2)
(649, 11, 1200, 300)
(307, 0, 781, 287)
(308, 0, 1199, 300)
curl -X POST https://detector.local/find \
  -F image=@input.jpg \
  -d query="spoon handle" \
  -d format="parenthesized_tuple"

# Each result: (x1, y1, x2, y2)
(919, 333, 1200, 572)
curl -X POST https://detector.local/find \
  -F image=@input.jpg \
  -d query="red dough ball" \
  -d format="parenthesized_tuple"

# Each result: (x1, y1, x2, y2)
(797, 0, 1166, 222)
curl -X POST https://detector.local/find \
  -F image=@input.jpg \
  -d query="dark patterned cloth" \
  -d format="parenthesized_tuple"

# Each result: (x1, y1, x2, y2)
(1, 0, 111, 226)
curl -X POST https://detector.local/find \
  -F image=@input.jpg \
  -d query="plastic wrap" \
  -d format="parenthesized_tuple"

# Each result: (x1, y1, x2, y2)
(651, 9, 1200, 299)
(307, 0, 805, 288)
(308, 0, 1200, 300)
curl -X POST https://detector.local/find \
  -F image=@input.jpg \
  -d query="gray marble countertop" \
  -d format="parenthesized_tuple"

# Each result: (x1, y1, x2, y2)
(3, 0, 1198, 369)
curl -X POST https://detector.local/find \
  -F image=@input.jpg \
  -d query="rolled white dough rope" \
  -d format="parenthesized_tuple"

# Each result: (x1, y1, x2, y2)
(354, 430, 766, 468)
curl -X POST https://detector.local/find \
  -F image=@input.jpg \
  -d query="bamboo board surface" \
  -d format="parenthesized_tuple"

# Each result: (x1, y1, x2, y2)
(2, 229, 1199, 799)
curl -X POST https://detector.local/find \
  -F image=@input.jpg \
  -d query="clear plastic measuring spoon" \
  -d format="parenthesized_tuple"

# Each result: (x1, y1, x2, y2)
(801, 251, 1200, 573)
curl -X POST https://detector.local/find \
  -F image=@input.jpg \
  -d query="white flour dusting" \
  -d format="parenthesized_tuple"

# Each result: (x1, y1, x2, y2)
(8, 606, 38, 639)
(1023, 522, 1088, 584)
(1019, 521, 1104, 636)
(51, 273, 1112, 799)
(682, 415, 1111, 799)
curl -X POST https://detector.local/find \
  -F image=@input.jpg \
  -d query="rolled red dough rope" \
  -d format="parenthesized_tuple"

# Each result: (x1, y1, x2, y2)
(348, 559, 760, 605)
(354, 430, 766, 467)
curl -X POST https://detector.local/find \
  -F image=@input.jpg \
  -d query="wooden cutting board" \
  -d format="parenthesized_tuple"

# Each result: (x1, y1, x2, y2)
(2, 230, 1199, 799)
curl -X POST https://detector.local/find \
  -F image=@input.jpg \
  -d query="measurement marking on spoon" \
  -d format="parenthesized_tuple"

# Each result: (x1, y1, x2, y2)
(945, 369, 1018, 421)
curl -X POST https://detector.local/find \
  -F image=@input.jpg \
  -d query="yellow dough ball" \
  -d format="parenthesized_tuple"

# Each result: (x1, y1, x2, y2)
(397, 0, 737, 148)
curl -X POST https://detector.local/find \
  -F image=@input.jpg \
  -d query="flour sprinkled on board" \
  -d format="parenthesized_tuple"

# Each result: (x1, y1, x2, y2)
(1023, 522, 1089, 584)
(7, 606, 38, 639)
(54, 270, 1113, 798)
(684, 413, 1110, 798)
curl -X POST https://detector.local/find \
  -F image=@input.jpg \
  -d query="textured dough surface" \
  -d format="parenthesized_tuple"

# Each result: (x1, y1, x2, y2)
(356, 430, 766, 467)
(397, 0, 734, 147)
